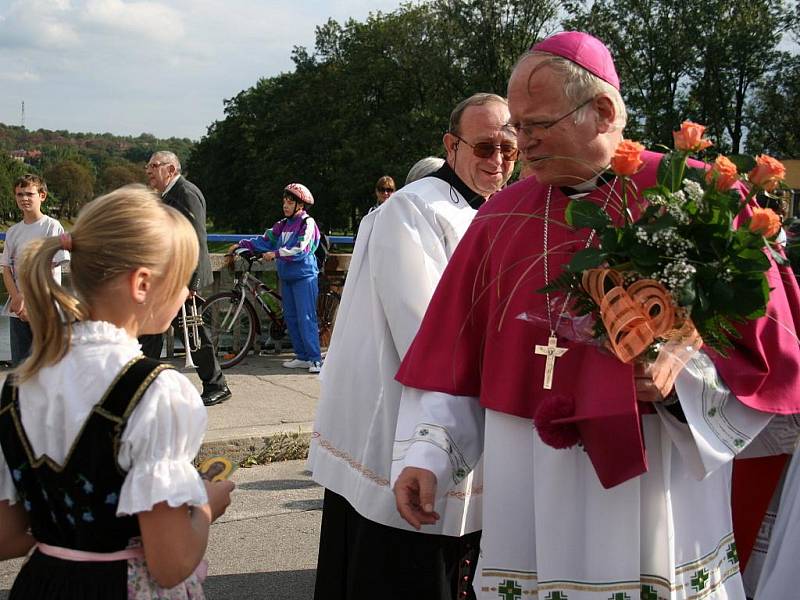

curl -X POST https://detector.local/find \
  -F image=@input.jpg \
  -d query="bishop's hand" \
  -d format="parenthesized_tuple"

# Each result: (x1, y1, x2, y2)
(634, 361, 670, 403)
(394, 467, 440, 530)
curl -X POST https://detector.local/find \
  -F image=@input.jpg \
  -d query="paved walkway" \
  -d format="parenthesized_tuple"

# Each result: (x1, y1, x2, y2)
(0, 350, 321, 463)
(178, 350, 321, 463)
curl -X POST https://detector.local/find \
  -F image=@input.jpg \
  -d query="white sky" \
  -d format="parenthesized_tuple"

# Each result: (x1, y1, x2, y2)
(0, 0, 407, 140)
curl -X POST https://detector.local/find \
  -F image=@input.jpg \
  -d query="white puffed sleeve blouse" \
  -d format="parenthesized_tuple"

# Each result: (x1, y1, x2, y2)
(0, 321, 208, 514)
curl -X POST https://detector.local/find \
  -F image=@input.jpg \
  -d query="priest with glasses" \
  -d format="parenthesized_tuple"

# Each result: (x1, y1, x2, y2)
(309, 92, 518, 599)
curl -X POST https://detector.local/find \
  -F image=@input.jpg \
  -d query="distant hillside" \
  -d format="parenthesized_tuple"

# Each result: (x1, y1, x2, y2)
(0, 123, 196, 221)
(0, 123, 194, 167)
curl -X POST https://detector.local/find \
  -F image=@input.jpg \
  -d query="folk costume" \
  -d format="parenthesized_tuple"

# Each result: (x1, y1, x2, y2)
(308, 163, 485, 599)
(391, 153, 800, 599)
(0, 321, 209, 599)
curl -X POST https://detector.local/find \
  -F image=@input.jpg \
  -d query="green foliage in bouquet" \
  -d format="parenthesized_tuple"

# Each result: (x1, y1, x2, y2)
(543, 122, 787, 356)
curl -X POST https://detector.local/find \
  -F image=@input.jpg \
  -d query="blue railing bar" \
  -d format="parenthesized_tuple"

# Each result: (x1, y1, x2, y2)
(0, 233, 355, 244)
(206, 234, 353, 244)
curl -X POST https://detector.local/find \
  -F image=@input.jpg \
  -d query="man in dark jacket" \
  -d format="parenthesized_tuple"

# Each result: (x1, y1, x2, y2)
(141, 151, 231, 406)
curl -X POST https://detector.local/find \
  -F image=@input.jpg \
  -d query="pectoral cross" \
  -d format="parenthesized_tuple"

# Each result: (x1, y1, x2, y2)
(534, 335, 568, 390)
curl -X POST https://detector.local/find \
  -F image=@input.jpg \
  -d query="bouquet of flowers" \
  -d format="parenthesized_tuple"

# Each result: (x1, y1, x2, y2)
(545, 121, 787, 394)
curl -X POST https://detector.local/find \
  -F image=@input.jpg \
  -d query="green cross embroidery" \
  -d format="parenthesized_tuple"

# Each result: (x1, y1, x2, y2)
(640, 585, 659, 600)
(734, 438, 745, 448)
(727, 542, 739, 564)
(608, 593, 631, 600)
(707, 407, 717, 417)
(497, 579, 522, 600)
(691, 568, 710, 591)
(545, 593, 568, 600)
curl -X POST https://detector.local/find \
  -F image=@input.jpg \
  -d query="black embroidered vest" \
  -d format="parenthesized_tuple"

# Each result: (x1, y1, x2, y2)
(0, 357, 172, 552)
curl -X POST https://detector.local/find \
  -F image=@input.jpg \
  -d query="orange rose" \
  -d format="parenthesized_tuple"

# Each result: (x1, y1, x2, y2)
(611, 139, 645, 177)
(749, 207, 782, 238)
(673, 121, 713, 152)
(705, 155, 739, 191)
(748, 154, 786, 192)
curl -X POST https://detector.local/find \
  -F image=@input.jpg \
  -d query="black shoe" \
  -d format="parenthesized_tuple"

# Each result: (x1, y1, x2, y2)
(201, 385, 232, 407)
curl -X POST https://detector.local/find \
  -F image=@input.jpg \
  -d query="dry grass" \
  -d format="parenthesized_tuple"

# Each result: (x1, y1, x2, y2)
(239, 431, 310, 467)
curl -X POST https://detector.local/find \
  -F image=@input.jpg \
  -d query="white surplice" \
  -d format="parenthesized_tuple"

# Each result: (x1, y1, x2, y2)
(393, 352, 776, 599)
(308, 174, 483, 535)
(750, 433, 800, 599)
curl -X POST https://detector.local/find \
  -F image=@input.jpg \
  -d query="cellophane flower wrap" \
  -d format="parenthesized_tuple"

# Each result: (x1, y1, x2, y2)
(544, 120, 787, 395)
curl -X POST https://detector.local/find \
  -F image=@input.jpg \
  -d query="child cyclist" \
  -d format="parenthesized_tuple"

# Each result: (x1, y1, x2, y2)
(0, 185, 234, 598)
(231, 183, 323, 373)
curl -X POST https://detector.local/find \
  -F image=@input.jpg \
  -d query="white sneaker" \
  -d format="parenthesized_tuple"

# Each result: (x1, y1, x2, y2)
(309, 361, 322, 374)
(282, 358, 311, 369)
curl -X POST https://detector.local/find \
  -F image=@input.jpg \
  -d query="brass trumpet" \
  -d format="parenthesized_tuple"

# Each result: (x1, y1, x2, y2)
(179, 295, 204, 369)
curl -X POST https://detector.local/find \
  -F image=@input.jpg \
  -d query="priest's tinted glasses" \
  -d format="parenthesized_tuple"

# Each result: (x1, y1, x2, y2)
(451, 134, 519, 161)
(507, 96, 595, 138)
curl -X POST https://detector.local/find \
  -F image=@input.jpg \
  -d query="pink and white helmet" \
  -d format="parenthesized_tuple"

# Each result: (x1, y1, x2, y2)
(284, 183, 314, 205)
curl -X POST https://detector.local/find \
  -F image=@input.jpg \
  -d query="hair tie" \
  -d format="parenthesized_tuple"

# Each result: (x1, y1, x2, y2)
(59, 233, 72, 252)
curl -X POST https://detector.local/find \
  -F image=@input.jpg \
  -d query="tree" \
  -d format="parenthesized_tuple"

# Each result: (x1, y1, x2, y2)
(435, 0, 559, 93)
(44, 160, 94, 218)
(563, 0, 797, 152)
(746, 54, 800, 157)
(564, 0, 716, 147)
(190, 1, 561, 233)
(0, 154, 29, 222)
(98, 161, 146, 194)
(687, 0, 796, 153)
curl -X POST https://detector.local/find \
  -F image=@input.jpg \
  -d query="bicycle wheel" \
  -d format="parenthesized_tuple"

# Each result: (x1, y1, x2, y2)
(317, 290, 341, 347)
(202, 292, 258, 368)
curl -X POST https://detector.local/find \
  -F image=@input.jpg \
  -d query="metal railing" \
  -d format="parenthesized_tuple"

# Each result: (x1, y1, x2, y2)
(0, 233, 355, 244)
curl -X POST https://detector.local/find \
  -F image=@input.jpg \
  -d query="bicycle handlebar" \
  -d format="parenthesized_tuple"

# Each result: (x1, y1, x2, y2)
(230, 248, 263, 265)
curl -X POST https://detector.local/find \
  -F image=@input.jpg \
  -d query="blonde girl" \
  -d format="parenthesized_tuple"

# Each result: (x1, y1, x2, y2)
(0, 185, 233, 599)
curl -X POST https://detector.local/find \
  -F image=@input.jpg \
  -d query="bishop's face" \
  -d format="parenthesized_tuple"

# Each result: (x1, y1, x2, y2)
(507, 56, 610, 187)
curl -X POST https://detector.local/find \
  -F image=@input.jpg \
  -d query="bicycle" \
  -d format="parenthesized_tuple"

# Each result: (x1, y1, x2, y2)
(202, 250, 340, 369)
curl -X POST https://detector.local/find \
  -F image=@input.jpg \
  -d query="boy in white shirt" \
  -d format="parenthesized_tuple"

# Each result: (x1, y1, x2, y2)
(1, 175, 69, 366)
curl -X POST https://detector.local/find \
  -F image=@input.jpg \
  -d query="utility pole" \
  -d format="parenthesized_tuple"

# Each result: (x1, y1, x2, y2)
(20, 101, 25, 129)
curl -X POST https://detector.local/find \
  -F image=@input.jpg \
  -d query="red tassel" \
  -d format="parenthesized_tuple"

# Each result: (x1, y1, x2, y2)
(534, 395, 580, 449)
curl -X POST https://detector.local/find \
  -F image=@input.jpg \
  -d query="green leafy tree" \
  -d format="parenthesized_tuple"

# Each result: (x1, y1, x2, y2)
(44, 159, 94, 218)
(98, 161, 147, 194)
(0, 154, 29, 222)
(746, 54, 800, 157)
(687, 0, 796, 153)
(190, 0, 560, 233)
(564, 0, 714, 147)
(563, 0, 796, 153)
(435, 0, 559, 93)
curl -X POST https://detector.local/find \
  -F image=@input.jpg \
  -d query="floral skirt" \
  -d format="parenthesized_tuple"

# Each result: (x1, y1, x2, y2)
(10, 549, 206, 599)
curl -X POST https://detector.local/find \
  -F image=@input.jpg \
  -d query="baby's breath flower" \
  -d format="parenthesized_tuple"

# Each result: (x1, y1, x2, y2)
(648, 192, 669, 206)
(670, 190, 687, 205)
(667, 204, 690, 224)
(656, 261, 697, 290)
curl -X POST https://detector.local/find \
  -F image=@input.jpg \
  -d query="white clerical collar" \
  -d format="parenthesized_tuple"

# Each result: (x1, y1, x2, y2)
(560, 168, 614, 199)
(162, 173, 181, 197)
